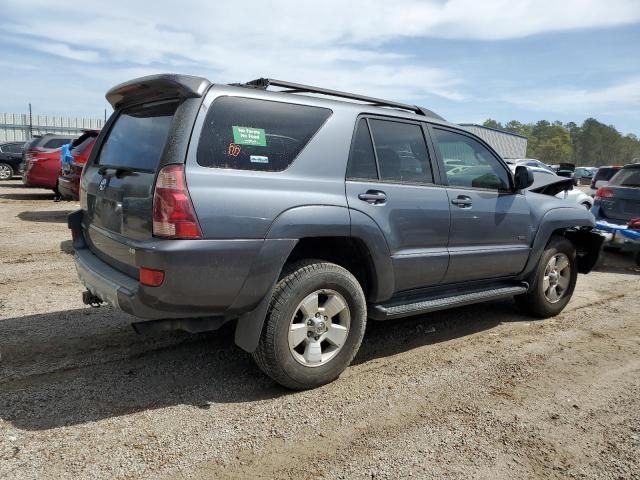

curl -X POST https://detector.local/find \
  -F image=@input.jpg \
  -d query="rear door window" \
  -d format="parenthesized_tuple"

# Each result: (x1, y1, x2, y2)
(346, 119, 378, 180)
(196, 97, 331, 172)
(97, 101, 178, 171)
(368, 119, 433, 184)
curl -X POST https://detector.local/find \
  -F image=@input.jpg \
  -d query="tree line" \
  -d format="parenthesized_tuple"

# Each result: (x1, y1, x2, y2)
(482, 118, 640, 167)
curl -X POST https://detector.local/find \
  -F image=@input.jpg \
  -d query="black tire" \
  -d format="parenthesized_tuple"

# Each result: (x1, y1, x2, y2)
(0, 163, 14, 180)
(252, 260, 367, 390)
(515, 236, 577, 318)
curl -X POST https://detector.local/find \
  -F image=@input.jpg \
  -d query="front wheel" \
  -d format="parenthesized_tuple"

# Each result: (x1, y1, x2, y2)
(0, 163, 14, 180)
(516, 236, 577, 318)
(252, 260, 367, 390)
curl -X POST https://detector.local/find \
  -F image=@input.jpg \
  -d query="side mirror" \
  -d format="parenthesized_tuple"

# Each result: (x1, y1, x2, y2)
(514, 165, 534, 190)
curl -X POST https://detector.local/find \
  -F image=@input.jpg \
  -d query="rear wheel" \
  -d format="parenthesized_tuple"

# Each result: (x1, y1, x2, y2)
(516, 236, 577, 318)
(252, 260, 367, 390)
(0, 163, 13, 180)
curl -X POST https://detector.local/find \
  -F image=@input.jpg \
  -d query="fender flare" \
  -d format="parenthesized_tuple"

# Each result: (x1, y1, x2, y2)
(234, 205, 395, 352)
(235, 205, 351, 352)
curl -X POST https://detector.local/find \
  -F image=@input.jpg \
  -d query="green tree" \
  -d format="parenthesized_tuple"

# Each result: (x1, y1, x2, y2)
(481, 117, 640, 166)
(482, 119, 503, 130)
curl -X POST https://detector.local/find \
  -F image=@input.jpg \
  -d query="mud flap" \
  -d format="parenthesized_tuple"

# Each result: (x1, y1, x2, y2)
(234, 285, 274, 352)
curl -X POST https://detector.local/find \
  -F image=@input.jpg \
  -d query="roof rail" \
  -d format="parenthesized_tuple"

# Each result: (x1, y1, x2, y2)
(231, 78, 445, 120)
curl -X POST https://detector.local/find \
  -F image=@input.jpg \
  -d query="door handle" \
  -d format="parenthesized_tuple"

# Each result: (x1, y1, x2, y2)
(451, 195, 472, 208)
(358, 190, 387, 204)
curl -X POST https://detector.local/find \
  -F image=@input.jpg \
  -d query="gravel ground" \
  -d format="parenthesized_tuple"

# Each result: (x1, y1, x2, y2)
(1, 179, 639, 479)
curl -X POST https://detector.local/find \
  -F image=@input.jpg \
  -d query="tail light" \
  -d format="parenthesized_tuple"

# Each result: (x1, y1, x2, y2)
(594, 187, 614, 200)
(152, 164, 202, 239)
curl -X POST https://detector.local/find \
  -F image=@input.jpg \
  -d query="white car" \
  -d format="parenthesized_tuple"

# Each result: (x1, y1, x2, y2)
(526, 167, 593, 209)
(507, 158, 555, 173)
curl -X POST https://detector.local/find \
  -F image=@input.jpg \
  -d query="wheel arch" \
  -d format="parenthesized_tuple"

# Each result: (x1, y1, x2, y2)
(519, 208, 603, 283)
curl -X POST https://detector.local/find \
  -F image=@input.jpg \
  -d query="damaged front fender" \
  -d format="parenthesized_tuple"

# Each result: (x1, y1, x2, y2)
(564, 228, 605, 274)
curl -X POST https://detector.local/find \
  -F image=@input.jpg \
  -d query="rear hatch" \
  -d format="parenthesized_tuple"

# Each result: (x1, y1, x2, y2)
(80, 74, 210, 278)
(81, 101, 179, 277)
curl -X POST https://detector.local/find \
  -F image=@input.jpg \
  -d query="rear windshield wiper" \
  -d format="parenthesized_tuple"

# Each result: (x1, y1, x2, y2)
(98, 165, 137, 178)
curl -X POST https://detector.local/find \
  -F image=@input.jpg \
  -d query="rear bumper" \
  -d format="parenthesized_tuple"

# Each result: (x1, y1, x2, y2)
(68, 210, 296, 320)
(58, 174, 78, 200)
(22, 161, 58, 189)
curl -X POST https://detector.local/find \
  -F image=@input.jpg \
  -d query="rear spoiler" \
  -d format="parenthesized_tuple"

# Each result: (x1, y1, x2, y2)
(106, 74, 211, 109)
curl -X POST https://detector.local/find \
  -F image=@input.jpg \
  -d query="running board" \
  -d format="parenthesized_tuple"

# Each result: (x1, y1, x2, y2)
(369, 284, 528, 320)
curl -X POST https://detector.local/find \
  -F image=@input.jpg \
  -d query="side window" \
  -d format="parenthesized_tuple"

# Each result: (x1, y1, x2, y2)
(197, 97, 332, 172)
(368, 119, 433, 184)
(346, 119, 378, 180)
(2, 144, 20, 153)
(433, 128, 511, 190)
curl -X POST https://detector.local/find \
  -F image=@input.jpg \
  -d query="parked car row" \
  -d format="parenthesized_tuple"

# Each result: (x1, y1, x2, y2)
(0, 130, 99, 200)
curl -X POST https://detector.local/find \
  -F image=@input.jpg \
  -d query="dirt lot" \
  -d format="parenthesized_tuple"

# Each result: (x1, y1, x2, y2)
(1, 179, 639, 479)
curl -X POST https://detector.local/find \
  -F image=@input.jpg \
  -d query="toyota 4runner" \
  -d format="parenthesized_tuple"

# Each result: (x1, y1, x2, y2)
(69, 74, 603, 389)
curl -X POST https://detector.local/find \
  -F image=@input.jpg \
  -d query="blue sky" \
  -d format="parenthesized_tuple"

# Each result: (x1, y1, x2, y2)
(1, 0, 639, 134)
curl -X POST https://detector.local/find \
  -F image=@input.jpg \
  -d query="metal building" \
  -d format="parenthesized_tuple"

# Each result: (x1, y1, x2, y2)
(459, 124, 528, 159)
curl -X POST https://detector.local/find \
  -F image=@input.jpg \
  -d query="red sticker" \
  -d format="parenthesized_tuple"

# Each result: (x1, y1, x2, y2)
(228, 143, 241, 157)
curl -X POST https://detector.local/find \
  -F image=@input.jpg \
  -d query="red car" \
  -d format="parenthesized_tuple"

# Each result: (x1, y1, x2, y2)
(22, 134, 75, 192)
(58, 130, 100, 200)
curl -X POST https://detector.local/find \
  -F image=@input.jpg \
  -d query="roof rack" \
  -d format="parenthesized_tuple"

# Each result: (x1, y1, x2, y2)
(231, 78, 445, 120)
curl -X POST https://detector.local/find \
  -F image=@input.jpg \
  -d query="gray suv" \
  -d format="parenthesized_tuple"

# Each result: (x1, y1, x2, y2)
(69, 74, 603, 389)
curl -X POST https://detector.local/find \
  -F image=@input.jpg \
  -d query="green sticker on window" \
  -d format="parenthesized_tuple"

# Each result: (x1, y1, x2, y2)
(232, 126, 267, 147)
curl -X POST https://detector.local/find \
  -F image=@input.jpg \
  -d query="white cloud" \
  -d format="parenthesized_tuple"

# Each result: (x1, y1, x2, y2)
(503, 78, 640, 113)
(17, 40, 101, 63)
(0, 0, 639, 128)
(1, 0, 639, 102)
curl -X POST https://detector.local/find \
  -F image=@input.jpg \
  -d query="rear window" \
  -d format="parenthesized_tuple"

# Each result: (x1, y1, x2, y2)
(43, 138, 71, 149)
(71, 132, 98, 154)
(609, 168, 640, 187)
(97, 101, 178, 171)
(595, 168, 619, 181)
(25, 137, 41, 150)
(197, 96, 332, 172)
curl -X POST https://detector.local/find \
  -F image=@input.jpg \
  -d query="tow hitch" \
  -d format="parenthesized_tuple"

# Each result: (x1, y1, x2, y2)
(82, 290, 103, 308)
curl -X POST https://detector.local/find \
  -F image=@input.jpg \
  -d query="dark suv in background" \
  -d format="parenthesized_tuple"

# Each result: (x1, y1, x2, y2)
(69, 74, 602, 390)
(592, 164, 640, 224)
(0, 141, 26, 179)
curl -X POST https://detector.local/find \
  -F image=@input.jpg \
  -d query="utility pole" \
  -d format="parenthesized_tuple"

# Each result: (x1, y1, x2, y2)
(28, 103, 33, 138)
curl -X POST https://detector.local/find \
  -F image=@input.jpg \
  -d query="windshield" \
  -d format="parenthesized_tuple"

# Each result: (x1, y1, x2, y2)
(609, 168, 640, 187)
